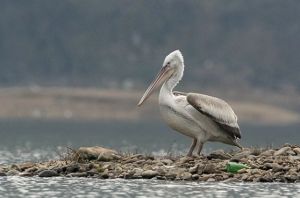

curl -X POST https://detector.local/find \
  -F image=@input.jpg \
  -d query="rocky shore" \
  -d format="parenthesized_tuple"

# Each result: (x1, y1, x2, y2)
(0, 145, 300, 183)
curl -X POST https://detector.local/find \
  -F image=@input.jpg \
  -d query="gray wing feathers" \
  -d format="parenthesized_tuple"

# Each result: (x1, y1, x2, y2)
(187, 93, 241, 139)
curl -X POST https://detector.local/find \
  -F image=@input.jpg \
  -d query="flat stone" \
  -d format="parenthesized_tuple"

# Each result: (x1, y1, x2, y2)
(208, 150, 231, 160)
(274, 147, 292, 156)
(19, 172, 34, 177)
(78, 146, 118, 160)
(67, 172, 88, 177)
(141, 170, 158, 179)
(260, 150, 274, 156)
(223, 178, 240, 182)
(38, 170, 59, 177)
(231, 150, 251, 161)
(272, 163, 284, 172)
(97, 152, 120, 162)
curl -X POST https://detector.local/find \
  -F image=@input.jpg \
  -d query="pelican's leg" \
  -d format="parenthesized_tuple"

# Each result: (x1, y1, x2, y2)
(187, 138, 197, 157)
(196, 142, 203, 156)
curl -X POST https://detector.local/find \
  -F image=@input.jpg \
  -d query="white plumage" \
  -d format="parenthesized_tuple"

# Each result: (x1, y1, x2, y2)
(138, 50, 242, 156)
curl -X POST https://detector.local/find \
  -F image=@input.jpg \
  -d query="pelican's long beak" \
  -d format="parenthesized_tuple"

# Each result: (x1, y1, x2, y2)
(137, 66, 173, 106)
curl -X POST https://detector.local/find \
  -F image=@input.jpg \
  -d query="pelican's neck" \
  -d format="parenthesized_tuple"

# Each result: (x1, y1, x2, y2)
(159, 64, 184, 103)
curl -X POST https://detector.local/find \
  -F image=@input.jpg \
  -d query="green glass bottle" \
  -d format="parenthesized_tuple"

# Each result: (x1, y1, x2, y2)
(226, 162, 250, 173)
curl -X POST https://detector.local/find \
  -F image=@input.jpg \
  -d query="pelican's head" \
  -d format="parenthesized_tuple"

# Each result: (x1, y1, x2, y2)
(137, 50, 184, 106)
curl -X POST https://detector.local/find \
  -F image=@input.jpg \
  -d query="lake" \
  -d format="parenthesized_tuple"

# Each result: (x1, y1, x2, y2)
(0, 119, 299, 197)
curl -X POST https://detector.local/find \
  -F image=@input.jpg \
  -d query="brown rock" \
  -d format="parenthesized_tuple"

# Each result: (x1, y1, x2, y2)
(77, 146, 118, 160)
(208, 150, 231, 160)
(68, 172, 88, 177)
(231, 150, 251, 161)
(38, 170, 59, 177)
(293, 148, 300, 155)
(180, 172, 192, 180)
(203, 164, 216, 174)
(18, 162, 35, 171)
(274, 147, 292, 156)
(141, 170, 158, 179)
(189, 164, 198, 174)
(260, 150, 274, 156)
(160, 159, 173, 165)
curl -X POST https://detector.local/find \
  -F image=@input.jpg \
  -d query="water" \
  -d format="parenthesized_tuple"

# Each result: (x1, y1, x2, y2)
(0, 177, 299, 198)
(0, 119, 299, 197)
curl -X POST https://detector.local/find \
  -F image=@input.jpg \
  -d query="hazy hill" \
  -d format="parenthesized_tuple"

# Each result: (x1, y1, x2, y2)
(0, 1, 299, 92)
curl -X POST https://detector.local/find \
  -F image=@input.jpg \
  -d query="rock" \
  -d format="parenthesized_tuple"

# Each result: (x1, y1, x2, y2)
(66, 164, 80, 173)
(208, 150, 231, 160)
(26, 167, 38, 173)
(19, 172, 34, 177)
(0, 172, 7, 176)
(274, 147, 292, 156)
(6, 170, 20, 176)
(161, 159, 173, 165)
(18, 162, 35, 171)
(189, 164, 198, 174)
(260, 150, 274, 156)
(231, 150, 251, 161)
(237, 168, 248, 174)
(272, 164, 284, 172)
(203, 164, 216, 174)
(199, 174, 215, 181)
(101, 169, 109, 179)
(141, 170, 158, 179)
(180, 172, 192, 180)
(67, 172, 88, 177)
(223, 178, 240, 182)
(38, 170, 59, 177)
(263, 162, 287, 172)
(10, 164, 20, 171)
(77, 146, 118, 160)
(133, 168, 143, 177)
(207, 178, 215, 182)
(293, 148, 300, 155)
(179, 156, 193, 164)
(98, 152, 120, 162)
(191, 174, 199, 180)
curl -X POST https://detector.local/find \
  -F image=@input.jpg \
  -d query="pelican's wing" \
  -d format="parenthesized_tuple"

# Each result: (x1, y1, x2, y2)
(187, 93, 241, 139)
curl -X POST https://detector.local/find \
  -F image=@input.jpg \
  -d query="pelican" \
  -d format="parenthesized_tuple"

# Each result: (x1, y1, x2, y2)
(138, 50, 242, 156)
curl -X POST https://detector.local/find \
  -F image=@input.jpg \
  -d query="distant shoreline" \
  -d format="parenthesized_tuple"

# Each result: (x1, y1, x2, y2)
(0, 86, 299, 125)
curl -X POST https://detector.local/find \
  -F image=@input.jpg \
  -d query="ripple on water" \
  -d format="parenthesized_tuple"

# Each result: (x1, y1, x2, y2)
(0, 177, 299, 198)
